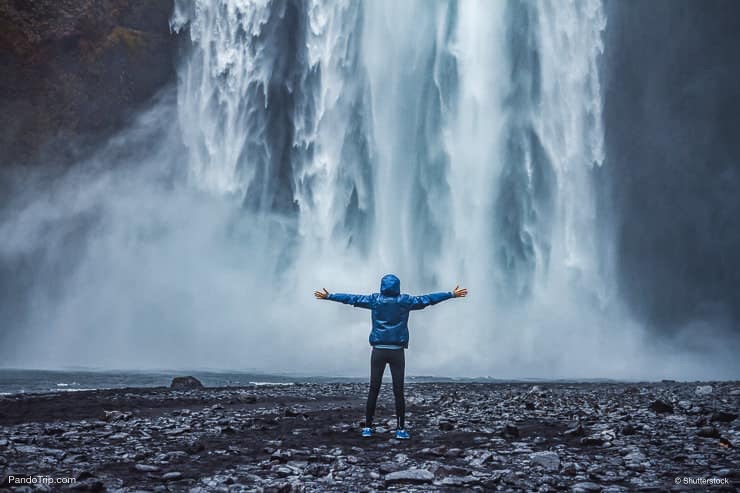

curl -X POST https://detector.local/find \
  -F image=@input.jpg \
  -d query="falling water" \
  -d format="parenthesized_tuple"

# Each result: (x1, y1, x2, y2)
(168, 0, 616, 375)
(170, 0, 608, 287)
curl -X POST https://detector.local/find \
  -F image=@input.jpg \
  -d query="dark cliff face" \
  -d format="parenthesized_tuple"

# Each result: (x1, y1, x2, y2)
(0, 0, 177, 166)
(602, 0, 740, 333)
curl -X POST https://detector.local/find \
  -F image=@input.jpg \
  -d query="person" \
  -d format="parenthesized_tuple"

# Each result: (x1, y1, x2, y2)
(314, 274, 467, 439)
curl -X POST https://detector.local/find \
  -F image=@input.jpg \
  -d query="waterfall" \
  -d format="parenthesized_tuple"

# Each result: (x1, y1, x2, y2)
(163, 0, 615, 375)
(172, 1, 373, 236)
(496, 0, 607, 302)
(171, 0, 607, 292)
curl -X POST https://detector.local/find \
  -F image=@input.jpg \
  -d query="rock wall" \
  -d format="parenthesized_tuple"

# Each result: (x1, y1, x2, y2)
(0, 0, 176, 165)
(602, 0, 740, 333)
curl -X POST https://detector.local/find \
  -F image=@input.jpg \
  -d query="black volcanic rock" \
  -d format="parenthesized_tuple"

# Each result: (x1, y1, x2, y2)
(379, 461, 402, 474)
(711, 411, 738, 423)
(620, 423, 637, 435)
(501, 423, 520, 438)
(438, 420, 455, 431)
(648, 399, 673, 413)
(579, 436, 602, 446)
(170, 376, 204, 390)
(697, 426, 721, 438)
(564, 424, 586, 437)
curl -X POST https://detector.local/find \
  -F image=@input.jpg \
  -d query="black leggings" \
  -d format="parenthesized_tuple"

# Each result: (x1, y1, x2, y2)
(366, 348, 405, 429)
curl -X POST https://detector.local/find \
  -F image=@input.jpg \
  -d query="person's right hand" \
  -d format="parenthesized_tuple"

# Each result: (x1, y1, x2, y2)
(452, 285, 468, 298)
(314, 288, 330, 299)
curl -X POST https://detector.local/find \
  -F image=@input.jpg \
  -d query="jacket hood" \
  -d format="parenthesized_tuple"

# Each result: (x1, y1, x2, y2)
(380, 274, 400, 296)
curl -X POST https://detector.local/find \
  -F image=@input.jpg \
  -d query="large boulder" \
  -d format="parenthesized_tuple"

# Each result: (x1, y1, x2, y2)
(170, 376, 203, 390)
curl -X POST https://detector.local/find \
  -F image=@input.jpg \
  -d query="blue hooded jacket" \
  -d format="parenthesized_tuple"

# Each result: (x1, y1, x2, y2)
(327, 274, 454, 348)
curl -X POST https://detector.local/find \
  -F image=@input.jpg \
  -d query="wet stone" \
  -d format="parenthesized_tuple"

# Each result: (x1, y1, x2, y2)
(695, 385, 713, 396)
(697, 426, 721, 438)
(619, 423, 636, 435)
(711, 411, 738, 423)
(564, 424, 586, 437)
(379, 461, 402, 473)
(580, 435, 605, 446)
(530, 451, 560, 471)
(440, 475, 481, 486)
(284, 407, 302, 417)
(103, 410, 133, 422)
(384, 468, 434, 484)
(561, 462, 578, 475)
(572, 481, 603, 492)
(648, 399, 673, 413)
(438, 420, 455, 431)
(502, 424, 520, 438)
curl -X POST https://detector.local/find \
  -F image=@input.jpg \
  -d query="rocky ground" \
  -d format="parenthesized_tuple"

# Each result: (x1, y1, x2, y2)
(0, 380, 738, 492)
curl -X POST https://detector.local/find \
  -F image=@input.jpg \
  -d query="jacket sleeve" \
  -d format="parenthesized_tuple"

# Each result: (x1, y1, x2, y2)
(326, 293, 374, 309)
(406, 291, 454, 310)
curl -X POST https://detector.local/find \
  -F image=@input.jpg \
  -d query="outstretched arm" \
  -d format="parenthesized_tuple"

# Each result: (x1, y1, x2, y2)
(407, 285, 468, 310)
(314, 288, 374, 309)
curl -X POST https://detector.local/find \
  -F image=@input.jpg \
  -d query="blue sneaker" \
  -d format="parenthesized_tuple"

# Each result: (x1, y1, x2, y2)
(395, 429, 410, 440)
(361, 427, 373, 438)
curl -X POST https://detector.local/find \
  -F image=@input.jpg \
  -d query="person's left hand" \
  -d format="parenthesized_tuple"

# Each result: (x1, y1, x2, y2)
(452, 285, 468, 298)
(314, 288, 330, 299)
